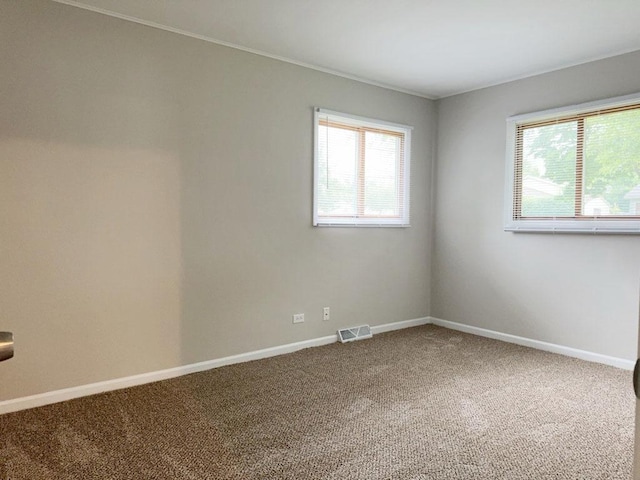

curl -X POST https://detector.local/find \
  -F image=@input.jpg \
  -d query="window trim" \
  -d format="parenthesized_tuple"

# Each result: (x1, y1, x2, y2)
(313, 108, 412, 227)
(504, 92, 640, 234)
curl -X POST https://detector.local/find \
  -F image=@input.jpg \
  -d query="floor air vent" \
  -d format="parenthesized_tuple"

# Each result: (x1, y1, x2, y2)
(337, 324, 372, 343)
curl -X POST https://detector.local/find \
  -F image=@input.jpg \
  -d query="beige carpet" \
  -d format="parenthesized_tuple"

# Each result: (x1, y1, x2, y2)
(0, 325, 634, 479)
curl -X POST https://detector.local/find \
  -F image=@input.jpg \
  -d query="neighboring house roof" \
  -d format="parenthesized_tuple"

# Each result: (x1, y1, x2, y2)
(584, 197, 610, 208)
(522, 176, 564, 198)
(624, 184, 640, 200)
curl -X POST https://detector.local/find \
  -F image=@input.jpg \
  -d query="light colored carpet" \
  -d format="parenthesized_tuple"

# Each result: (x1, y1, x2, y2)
(0, 325, 634, 479)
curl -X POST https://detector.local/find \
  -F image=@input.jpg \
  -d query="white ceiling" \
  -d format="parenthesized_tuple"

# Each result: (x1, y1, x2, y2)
(55, 0, 640, 99)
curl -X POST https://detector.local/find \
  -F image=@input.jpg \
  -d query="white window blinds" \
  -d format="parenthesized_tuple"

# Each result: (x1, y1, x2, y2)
(313, 108, 412, 227)
(505, 93, 640, 233)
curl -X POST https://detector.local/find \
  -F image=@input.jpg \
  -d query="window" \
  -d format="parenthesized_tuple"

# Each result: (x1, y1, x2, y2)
(313, 108, 412, 227)
(505, 93, 640, 233)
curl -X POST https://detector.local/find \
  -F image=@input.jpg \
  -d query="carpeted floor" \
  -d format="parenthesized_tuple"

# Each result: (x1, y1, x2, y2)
(0, 325, 634, 479)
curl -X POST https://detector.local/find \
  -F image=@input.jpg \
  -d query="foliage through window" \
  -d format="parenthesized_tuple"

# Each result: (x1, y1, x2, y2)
(313, 109, 411, 227)
(505, 94, 640, 233)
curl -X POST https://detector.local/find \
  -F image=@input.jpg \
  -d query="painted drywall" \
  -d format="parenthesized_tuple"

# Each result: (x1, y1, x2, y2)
(0, 0, 434, 400)
(433, 51, 640, 361)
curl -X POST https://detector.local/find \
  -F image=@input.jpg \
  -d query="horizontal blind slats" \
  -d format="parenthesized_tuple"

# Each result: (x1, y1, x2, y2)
(513, 102, 640, 221)
(316, 110, 410, 225)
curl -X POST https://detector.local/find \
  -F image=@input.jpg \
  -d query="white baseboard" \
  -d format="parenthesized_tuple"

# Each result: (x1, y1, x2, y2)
(7, 315, 622, 415)
(0, 317, 429, 415)
(429, 316, 635, 371)
(371, 317, 430, 334)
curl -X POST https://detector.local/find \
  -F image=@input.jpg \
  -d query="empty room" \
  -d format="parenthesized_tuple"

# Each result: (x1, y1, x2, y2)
(2, 0, 640, 478)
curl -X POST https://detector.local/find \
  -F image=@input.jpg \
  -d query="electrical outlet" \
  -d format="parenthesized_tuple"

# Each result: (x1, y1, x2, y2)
(323, 307, 330, 321)
(292, 313, 305, 324)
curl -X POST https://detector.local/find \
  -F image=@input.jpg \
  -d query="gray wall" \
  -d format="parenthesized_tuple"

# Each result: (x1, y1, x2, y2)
(433, 51, 640, 361)
(0, 0, 434, 400)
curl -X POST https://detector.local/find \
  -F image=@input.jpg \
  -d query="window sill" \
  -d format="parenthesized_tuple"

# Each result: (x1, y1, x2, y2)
(314, 222, 411, 228)
(505, 219, 640, 234)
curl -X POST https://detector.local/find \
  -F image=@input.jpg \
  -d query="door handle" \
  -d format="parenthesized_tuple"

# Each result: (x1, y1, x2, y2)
(0, 331, 13, 362)
(634, 358, 640, 399)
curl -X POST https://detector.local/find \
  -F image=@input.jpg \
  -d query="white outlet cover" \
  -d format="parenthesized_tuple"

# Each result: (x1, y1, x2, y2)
(293, 313, 304, 324)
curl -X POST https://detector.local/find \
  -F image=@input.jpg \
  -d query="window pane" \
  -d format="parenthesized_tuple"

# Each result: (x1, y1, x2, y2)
(521, 121, 576, 217)
(583, 109, 640, 216)
(364, 131, 401, 217)
(314, 109, 411, 227)
(317, 124, 358, 216)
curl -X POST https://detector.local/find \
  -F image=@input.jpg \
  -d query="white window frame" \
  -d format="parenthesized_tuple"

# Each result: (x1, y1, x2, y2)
(504, 92, 640, 234)
(313, 108, 412, 227)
